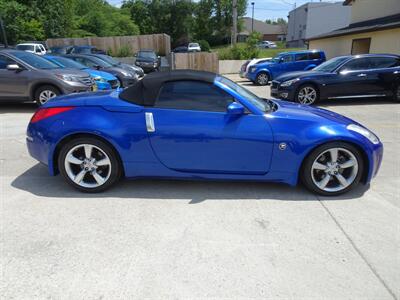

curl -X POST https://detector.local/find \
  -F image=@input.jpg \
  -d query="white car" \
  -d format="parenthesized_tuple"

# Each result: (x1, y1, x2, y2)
(257, 41, 277, 49)
(188, 43, 201, 52)
(15, 43, 47, 55)
(239, 57, 272, 78)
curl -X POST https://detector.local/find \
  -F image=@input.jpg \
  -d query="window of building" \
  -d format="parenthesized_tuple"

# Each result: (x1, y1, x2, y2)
(155, 81, 234, 112)
(351, 38, 371, 55)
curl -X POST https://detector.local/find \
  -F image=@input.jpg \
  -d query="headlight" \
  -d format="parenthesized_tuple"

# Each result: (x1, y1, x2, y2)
(347, 124, 380, 144)
(55, 74, 79, 82)
(280, 78, 300, 87)
(93, 76, 107, 83)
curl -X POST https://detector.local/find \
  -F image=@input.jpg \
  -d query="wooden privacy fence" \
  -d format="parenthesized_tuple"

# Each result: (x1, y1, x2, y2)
(46, 34, 171, 56)
(172, 52, 219, 73)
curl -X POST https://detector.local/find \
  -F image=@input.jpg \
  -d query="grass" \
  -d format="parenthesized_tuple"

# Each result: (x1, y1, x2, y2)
(212, 42, 305, 60)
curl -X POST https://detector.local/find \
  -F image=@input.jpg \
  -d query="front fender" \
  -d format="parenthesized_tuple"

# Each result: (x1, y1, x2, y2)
(268, 119, 382, 185)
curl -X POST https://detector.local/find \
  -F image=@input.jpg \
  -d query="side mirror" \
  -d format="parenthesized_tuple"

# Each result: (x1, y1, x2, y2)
(157, 55, 161, 59)
(6, 64, 21, 71)
(227, 102, 245, 115)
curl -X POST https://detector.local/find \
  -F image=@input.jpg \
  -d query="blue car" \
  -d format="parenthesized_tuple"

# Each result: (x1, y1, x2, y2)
(246, 50, 326, 85)
(44, 55, 120, 90)
(26, 70, 383, 196)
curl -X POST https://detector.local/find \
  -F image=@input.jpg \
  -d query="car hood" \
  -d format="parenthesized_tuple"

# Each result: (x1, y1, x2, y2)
(275, 70, 331, 82)
(272, 100, 356, 126)
(85, 68, 117, 80)
(44, 68, 90, 77)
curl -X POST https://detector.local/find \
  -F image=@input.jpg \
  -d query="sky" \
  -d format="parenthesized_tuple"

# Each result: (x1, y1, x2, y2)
(107, 0, 340, 22)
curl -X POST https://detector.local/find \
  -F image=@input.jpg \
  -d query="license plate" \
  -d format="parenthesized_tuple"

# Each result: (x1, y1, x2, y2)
(92, 85, 98, 92)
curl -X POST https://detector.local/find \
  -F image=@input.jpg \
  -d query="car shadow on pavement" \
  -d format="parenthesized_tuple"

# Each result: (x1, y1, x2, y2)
(318, 98, 397, 107)
(0, 103, 37, 114)
(11, 163, 370, 203)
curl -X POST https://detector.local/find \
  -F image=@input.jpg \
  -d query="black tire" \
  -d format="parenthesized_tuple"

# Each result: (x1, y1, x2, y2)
(301, 142, 364, 196)
(58, 137, 122, 193)
(255, 72, 270, 86)
(34, 85, 60, 106)
(393, 85, 400, 102)
(295, 84, 319, 105)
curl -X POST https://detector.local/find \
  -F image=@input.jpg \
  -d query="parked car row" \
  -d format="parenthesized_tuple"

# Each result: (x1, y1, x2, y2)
(241, 50, 400, 104)
(0, 48, 148, 105)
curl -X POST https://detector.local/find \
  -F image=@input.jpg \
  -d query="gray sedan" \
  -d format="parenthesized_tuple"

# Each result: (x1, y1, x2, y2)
(0, 50, 94, 105)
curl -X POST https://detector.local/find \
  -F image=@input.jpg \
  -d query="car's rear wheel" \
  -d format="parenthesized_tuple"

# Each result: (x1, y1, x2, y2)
(34, 85, 60, 106)
(295, 84, 319, 105)
(301, 142, 364, 196)
(394, 85, 400, 102)
(58, 137, 121, 192)
(255, 72, 270, 85)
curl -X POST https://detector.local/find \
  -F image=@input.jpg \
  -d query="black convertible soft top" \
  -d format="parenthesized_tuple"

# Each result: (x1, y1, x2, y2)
(119, 69, 217, 106)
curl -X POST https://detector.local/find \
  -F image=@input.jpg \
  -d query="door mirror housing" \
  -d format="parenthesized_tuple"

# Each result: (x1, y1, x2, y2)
(6, 64, 21, 71)
(227, 102, 245, 115)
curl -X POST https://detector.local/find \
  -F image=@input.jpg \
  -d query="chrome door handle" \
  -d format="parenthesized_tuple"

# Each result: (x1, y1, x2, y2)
(145, 112, 155, 132)
(357, 73, 367, 77)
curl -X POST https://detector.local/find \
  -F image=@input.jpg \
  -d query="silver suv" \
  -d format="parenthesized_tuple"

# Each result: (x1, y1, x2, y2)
(0, 50, 95, 105)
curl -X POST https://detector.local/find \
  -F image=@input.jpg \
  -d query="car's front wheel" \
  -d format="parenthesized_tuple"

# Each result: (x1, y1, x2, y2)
(34, 85, 60, 106)
(58, 137, 122, 192)
(295, 84, 319, 105)
(255, 72, 270, 85)
(301, 142, 364, 196)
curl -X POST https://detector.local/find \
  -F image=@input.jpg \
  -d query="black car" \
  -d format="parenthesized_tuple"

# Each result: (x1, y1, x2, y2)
(271, 54, 400, 105)
(134, 49, 160, 73)
(65, 54, 139, 87)
(172, 46, 188, 53)
(70, 46, 106, 55)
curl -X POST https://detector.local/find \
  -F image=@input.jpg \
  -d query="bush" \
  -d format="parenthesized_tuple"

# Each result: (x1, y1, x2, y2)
(112, 45, 133, 57)
(197, 39, 210, 52)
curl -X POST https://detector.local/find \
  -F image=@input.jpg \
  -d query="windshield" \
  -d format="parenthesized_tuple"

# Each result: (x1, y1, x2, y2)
(138, 51, 157, 59)
(13, 52, 59, 69)
(48, 56, 86, 69)
(96, 55, 119, 66)
(16, 45, 34, 51)
(189, 43, 199, 47)
(314, 56, 350, 72)
(51, 47, 68, 54)
(217, 76, 271, 112)
(86, 56, 112, 67)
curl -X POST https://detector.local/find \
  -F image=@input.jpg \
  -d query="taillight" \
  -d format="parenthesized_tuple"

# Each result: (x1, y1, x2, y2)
(30, 107, 75, 123)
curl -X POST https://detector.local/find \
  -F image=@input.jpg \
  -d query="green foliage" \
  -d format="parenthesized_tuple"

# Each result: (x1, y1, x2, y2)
(123, 0, 248, 47)
(0, 0, 139, 45)
(196, 40, 211, 52)
(114, 45, 134, 57)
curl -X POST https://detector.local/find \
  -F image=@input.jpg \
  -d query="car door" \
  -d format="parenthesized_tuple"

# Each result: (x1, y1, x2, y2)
(272, 54, 294, 78)
(364, 56, 400, 96)
(293, 53, 310, 70)
(145, 80, 274, 174)
(327, 57, 378, 98)
(0, 54, 29, 99)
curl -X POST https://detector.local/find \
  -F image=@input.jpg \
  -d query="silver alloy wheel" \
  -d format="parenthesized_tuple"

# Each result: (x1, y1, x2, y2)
(311, 147, 359, 193)
(257, 73, 269, 85)
(64, 144, 112, 188)
(297, 86, 317, 105)
(39, 90, 57, 104)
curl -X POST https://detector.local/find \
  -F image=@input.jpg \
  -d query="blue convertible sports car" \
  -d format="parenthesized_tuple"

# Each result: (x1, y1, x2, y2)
(26, 70, 383, 196)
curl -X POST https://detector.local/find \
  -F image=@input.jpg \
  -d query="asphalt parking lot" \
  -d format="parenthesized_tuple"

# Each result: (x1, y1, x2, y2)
(1, 75, 399, 299)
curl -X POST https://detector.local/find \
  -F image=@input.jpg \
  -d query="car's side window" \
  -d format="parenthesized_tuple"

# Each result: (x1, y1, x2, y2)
(309, 52, 322, 60)
(295, 53, 308, 61)
(281, 55, 292, 63)
(340, 58, 371, 72)
(0, 55, 15, 69)
(155, 81, 234, 112)
(368, 57, 399, 69)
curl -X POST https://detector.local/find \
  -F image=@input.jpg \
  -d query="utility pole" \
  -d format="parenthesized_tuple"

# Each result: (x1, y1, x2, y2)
(251, 2, 255, 32)
(232, 0, 238, 46)
(0, 17, 8, 48)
